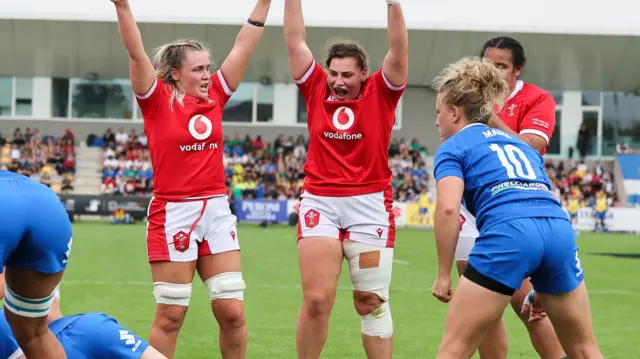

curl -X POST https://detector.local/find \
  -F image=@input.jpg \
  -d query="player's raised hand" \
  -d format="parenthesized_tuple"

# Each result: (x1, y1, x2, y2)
(432, 276, 453, 303)
(521, 290, 547, 322)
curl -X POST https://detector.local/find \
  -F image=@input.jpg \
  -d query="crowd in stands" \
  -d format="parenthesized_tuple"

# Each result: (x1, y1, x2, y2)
(0, 127, 76, 193)
(97, 129, 432, 201)
(97, 127, 152, 196)
(616, 141, 640, 154)
(545, 159, 618, 208)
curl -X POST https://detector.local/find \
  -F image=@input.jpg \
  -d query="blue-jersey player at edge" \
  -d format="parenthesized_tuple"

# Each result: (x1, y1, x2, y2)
(0, 270, 166, 359)
(429, 57, 603, 359)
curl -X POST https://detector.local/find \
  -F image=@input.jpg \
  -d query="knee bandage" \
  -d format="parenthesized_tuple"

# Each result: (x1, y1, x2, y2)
(343, 242, 394, 337)
(204, 272, 245, 301)
(3, 285, 55, 318)
(153, 282, 192, 307)
(361, 301, 393, 338)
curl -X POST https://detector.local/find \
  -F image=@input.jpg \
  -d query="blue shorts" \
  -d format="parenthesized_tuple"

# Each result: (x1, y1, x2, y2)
(570, 212, 578, 219)
(595, 211, 606, 220)
(51, 312, 149, 358)
(419, 207, 428, 215)
(0, 174, 73, 274)
(467, 217, 584, 294)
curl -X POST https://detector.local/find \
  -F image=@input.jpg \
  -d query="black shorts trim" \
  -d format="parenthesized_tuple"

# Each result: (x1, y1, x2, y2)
(463, 264, 516, 296)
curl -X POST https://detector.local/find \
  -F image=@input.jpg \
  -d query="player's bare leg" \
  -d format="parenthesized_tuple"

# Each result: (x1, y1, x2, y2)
(4, 267, 66, 359)
(436, 276, 511, 359)
(197, 250, 247, 359)
(511, 278, 566, 359)
(296, 236, 343, 359)
(140, 346, 169, 359)
(537, 281, 603, 358)
(149, 261, 197, 358)
(456, 261, 507, 359)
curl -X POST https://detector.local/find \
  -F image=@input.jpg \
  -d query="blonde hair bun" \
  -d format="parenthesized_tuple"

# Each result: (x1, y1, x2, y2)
(432, 57, 509, 124)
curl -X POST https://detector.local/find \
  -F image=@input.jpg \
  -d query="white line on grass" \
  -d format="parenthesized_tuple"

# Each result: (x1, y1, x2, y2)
(393, 259, 411, 265)
(60, 280, 639, 295)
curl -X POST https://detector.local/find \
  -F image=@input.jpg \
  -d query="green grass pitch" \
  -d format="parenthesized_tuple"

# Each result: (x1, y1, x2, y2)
(58, 222, 640, 358)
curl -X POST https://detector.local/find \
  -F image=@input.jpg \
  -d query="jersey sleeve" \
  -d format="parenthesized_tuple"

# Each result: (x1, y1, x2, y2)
(519, 92, 556, 144)
(374, 69, 406, 108)
(434, 139, 464, 182)
(211, 70, 235, 107)
(294, 60, 326, 101)
(135, 78, 168, 120)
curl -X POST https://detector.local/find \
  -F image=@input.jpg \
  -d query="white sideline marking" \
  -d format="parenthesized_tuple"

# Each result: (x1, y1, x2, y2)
(60, 280, 639, 294)
(393, 259, 411, 265)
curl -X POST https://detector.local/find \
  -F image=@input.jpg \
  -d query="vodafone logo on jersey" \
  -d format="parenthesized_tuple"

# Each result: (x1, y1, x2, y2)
(332, 107, 355, 130)
(180, 115, 219, 152)
(324, 106, 363, 140)
(189, 115, 212, 140)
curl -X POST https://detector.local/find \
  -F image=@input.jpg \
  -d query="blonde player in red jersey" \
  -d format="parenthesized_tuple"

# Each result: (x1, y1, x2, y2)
(111, 0, 271, 358)
(451, 36, 566, 359)
(284, 0, 408, 358)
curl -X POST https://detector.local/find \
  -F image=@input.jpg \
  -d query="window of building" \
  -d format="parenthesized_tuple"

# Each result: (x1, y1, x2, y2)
(51, 78, 70, 118)
(578, 110, 599, 156)
(602, 91, 640, 155)
(546, 110, 561, 155)
(296, 90, 307, 123)
(223, 83, 255, 122)
(71, 78, 133, 119)
(581, 91, 601, 106)
(256, 84, 274, 122)
(14, 77, 33, 116)
(0, 77, 12, 116)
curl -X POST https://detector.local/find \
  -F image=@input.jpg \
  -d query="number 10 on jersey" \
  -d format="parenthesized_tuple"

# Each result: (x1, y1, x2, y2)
(489, 144, 537, 180)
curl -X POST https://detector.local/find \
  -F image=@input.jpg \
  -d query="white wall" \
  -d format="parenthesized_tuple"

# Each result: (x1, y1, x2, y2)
(4, 0, 640, 36)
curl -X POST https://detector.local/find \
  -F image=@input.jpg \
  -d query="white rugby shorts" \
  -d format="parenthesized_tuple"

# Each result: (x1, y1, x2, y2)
(146, 195, 239, 262)
(455, 205, 479, 261)
(297, 188, 396, 248)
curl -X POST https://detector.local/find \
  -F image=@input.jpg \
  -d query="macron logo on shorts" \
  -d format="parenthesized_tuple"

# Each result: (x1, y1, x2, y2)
(120, 330, 142, 351)
(119, 330, 135, 345)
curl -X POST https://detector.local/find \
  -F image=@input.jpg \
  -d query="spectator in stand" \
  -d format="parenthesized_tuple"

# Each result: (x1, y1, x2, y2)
(545, 159, 618, 216)
(62, 128, 75, 145)
(253, 135, 265, 152)
(576, 122, 590, 160)
(115, 127, 128, 145)
(1, 127, 76, 192)
(103, 128, 116, 146)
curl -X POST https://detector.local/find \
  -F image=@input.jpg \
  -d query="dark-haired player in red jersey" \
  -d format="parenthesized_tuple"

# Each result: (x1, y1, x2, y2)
(284, 0, 408, 358)
(450, 36, 566, 359)
(111, 0, 271, 358)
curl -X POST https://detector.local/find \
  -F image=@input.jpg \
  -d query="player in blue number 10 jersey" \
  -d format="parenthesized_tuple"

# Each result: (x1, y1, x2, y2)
(429, 58, 603, 359)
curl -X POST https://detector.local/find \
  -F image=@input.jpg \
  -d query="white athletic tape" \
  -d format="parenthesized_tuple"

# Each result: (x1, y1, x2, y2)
(4, 285, 55, 318)
(153, 282, 192, 306)
(204, 272, 245, 301)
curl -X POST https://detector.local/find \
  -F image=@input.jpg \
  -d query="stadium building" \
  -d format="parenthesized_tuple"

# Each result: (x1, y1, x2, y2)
(1, 0, 639, 228)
